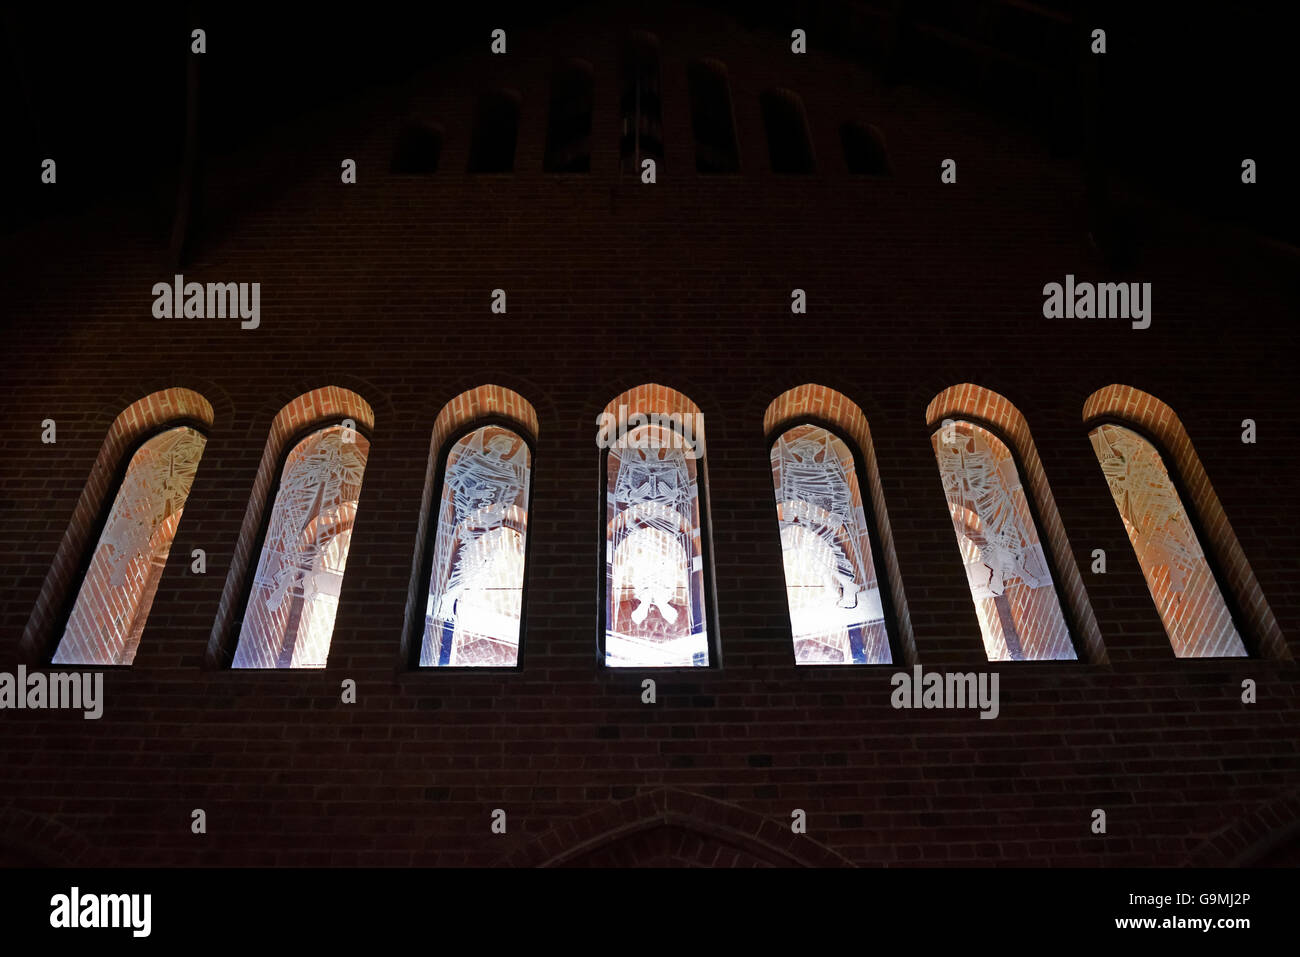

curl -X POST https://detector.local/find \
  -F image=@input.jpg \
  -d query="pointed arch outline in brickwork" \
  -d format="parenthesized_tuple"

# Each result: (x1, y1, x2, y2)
(408, 385, 539, 669)
(926, 384, 1104, 663)
(763, 384, 913, 666)
(599, 384, 717, 668)
(1084, 384, 1284, 659)
(23, 387, 215, 666)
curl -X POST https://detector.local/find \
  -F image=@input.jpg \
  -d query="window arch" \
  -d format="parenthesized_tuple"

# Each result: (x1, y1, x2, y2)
(231, 422, 368, 669)
(54, 423, 207, 665)
(924, 383, 1104, 662)
(840, 121, 890, 175)
(419, 424, 532, 667)
(619, 32, 664, 173)
(688, 58, 740, 173)
(467, 90, 520, 173)
(1088, 422, 1245, 657)
(392, 120, 443, 174)
(600, 385, 714, 668)
(760, 89, 814, 174)
(544, 59, 594, 172)
(406, 385, 539, 668)
(770, 424, 892, 664)
(1082, 385, 1281, 657)
(764, 384, 913, 664)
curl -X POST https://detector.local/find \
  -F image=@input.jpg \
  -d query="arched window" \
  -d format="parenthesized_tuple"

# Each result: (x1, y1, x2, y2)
(760, 89, 814, 174)
(53, 424, 207, 665)
(392, 120, 443, 174)
(467, 90, 520, 173)
(1088, 422, 1247, 657)
(419, 424, 532, 666)
(840, 121, 890, 175)
(771, 424, 892, 664)
(932, 419, 1075, 661)
(688, 59, 740, 173)
(601, 386, 713, 667)
(231, 422, 369, 669)
(619, 32, 664, 173)
(544, 59, 594, 172)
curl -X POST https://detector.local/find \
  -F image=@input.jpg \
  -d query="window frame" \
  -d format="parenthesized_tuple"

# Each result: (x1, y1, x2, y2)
(48, 416, 211, 668)
(931, 413, 1084, 662)
(595, 415, 721, 670)
(407, 414, 538, 671)
(1084, 413, 1253, 657)
(224, 415, 374, 669)
(765, 415, 902, 667)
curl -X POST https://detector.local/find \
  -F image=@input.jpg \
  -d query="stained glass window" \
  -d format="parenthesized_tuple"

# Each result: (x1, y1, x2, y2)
(232, 423, 368, 669)
(1089, 423, 1246, 657)
(604, 423, 709, 667)
(420, 425, 530, 667)
(771, 425, 890, 664)
(932, 420, 1075, 661)
(54, 425, 206, 666)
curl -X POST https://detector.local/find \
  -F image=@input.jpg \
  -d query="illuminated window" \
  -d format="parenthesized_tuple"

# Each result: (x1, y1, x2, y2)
(932, 420, 1075, 661)
(419, 425, 531, 667)
(232, 423, 368, 669)
(1089, 422, 1246, 657)
(771, 425, 890, 664)
(53, 425, 206, 666)
(602, 390, 711, 667)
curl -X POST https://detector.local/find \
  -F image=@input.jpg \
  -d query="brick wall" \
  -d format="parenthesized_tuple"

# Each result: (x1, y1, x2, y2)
(0, 7, 1297, 866)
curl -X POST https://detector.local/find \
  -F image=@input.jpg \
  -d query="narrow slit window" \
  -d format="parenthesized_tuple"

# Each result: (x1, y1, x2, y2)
(760, 89, 814, 174)
(53, 425, 206, 666)
(932, 420, 1075, 661)
(543, 60, 594, 172)
(688, 59, 740, 173)
(232, 423, 369, 669)
(840, 121, 890, 175)
(771, 425, 891, 664)
(619, 33, 664, 173)
(1089, 423, 1247, 657)
(420, 425, 531, 667)
(467, 91, 519, 173)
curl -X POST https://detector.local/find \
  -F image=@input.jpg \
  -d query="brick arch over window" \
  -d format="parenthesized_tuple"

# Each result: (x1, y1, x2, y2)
(21, 388, 214, 665)
(600, 384, 716, 668)
(1084, 385, 1285, 660)
(926, 384, 1105, 663)
(763, 384, 915, 666)
(207, 386, 374, 668)
(0, 808, 98, 867)
(1184, 789, 1300, 867)
(498, 788, 854, 867)
(403, 385, 539, 668)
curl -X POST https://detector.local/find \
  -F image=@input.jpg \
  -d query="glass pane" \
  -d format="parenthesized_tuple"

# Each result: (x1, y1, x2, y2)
(932, 420, 1075, 661)
(605, 425, 708, 667)
(54, 426, 206, 666)
(233, 424, 368, 669)
(421, 425, 530, 667)
(1089, 423, 1246, 657)
(771, 425, 890, 664)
